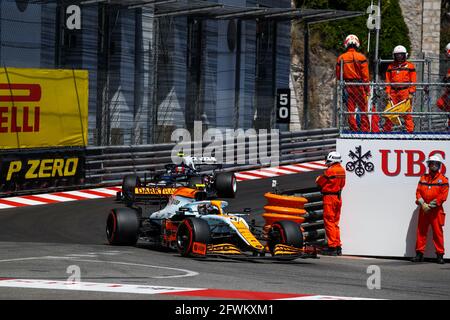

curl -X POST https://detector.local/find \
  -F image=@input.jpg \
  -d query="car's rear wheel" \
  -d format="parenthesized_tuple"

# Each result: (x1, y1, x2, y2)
(267, 220, 303, 255)
(176, 218, 210, 257)
(215, 172, 237, 198)
(122, 175, 141, 203)
(106, 208, 140, 246)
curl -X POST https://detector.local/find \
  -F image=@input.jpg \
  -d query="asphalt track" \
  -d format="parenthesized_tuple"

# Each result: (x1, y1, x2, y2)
(0, 172, 449, 300)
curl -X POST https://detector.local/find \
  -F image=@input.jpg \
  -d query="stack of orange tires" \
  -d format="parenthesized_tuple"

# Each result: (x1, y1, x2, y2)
(262, 193, 308, 230)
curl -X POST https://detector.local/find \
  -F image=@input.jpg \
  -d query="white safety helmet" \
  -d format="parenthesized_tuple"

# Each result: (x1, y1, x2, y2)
(426, 154, 444, 165)
(344, 34, 360, 49)
(393, 45, 408, 60)
(326, 151, 342, 165)
(446, 43, 450, 58)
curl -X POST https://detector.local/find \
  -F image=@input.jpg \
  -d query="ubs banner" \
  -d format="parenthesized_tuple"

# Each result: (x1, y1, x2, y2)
(337, 139, 450, 259)
(0, 148, 85, 194)
(0, 67, 88, 149)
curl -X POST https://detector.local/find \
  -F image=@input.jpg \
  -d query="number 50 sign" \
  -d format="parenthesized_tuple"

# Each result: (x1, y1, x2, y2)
(276, 88, 290, 124)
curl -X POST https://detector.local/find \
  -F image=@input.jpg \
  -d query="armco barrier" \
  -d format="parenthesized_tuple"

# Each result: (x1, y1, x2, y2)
(0, 128, 338, 196)
(84, 128, 338, 186)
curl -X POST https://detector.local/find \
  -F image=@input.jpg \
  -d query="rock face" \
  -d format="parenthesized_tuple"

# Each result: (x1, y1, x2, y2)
(290, 22, 337, 130)
(399, 0, 441, 79)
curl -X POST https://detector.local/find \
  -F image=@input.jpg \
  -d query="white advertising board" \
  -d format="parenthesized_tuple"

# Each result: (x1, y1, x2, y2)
(337, 139, 450, 258)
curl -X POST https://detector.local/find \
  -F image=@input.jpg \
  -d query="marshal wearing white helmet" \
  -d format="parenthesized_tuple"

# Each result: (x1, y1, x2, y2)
(336, 35, 372, 132)
(446, 43, 450, 58)
(384, 45, 417, 133)
(412, 154, 449, 264)
(392, 45, 408, 62)
(343, 34, 360, 49)
(325, 151, 343, 165)
(316, 151, 346, 256)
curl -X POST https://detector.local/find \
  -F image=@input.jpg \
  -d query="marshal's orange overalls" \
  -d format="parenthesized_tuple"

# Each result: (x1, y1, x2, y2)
(336, 48, 370, 132)
(436, 68, 450, 129)
(385, 61, 417, 132)
(316, 163, 346, 248)
(415, 172, 449, 255)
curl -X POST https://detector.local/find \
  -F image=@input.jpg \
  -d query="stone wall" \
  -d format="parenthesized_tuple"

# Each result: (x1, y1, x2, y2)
(399, 0, 441, 78)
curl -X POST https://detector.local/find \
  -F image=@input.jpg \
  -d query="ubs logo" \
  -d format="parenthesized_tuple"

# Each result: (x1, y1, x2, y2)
(346, 146, 375, 177)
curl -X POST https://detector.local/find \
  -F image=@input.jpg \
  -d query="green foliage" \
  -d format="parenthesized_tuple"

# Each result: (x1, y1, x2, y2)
(294, 0, 411, 60)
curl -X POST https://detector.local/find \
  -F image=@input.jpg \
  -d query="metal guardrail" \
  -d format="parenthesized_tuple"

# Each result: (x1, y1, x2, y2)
(0, 128, 338, 197)
(84, 128, 339, 186)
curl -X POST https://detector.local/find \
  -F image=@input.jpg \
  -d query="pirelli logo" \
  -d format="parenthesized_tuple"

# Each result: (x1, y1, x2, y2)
(0, 68, 89, 149)
(0, 83, 41, 133)
(134, 187, 177, 195)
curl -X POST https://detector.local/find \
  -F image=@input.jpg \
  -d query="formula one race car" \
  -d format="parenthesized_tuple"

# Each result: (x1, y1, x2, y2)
(116, 155, 237, 204)
(106, 187, 316, 260)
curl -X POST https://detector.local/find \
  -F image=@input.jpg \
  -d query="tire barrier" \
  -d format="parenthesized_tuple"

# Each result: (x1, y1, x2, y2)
(263, 186, 326, 246)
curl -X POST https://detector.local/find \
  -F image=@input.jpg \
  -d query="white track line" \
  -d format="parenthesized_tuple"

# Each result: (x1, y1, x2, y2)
(279, 295, 377, 300)
(0, 197, 46, 206)
(0, 279, 204, 295)
(282, 165, 311, 172)
(61, 191, 103, 199)
(297, 163, 327, 170)
(0, 203, 14, 209)
(93, 188, 119, 195)
(263, 167, 297, 175)
(33, 194, 77, 202)
(245, 170, 279, 177)
(234, 173, 261, 180)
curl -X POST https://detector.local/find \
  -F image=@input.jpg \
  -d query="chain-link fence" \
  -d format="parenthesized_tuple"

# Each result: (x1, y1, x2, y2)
(337, 58, 450, 136)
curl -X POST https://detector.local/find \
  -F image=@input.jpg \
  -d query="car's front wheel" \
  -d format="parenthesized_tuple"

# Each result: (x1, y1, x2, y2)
(267, 220, 303, 255)
(176, 218, 210, 257)
(106, 208, 140, 246)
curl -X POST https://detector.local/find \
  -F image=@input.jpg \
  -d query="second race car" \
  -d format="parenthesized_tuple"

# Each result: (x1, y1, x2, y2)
(117, 155, 237, 204)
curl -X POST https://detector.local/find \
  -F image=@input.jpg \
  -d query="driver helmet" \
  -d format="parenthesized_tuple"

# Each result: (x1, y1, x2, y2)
(175, 166, 185, 174)
(198, 203, 219, 215)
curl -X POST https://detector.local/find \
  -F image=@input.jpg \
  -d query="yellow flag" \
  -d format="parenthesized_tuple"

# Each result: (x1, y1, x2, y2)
(383, 99, 411, 126)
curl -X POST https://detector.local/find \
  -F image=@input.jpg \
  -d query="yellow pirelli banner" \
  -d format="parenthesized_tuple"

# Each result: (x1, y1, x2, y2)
(0, 67, 88, 149)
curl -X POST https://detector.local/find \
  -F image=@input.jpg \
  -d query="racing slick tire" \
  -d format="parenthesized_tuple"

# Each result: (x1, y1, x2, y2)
(187, 176, 203, 189)
(214, 172, 237, 198)
(176, 217, 211, 257)
(106, 208, 140, 246)
(122, 175, 141, 203)
(267, 220, 303, 255)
